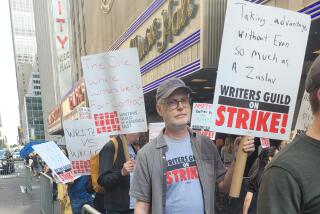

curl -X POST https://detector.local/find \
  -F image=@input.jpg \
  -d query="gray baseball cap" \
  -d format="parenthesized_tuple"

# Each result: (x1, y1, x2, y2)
(156, 78, 192, 102)
(305, 55, 320, 93)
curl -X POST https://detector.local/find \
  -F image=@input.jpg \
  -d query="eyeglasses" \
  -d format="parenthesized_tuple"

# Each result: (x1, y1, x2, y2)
(161, 96, 190, 110)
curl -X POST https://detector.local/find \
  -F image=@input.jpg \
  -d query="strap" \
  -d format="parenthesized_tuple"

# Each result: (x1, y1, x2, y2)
(110, 137, 118, 164)
(131, 144, 137, 155)
(120, 135, 130, 162)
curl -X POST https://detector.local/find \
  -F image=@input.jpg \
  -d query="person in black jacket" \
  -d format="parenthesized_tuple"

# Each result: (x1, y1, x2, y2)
(98, 133, 140, 214)
(243, 146, 277, 214)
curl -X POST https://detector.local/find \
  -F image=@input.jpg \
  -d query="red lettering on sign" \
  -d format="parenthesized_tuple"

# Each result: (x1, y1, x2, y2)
(269, 113, 281, 133)
(215, 105, 288, 134)
(235, 108, 249, 129)
(215, 105, 225, 126)
(57, 36, 68, 48)
(227, 107, 237, 127)
(249, 110, 257, 130)
(256, 111, 270, 132)
(58, 0, 62, 15)
(280, 114, 288, 134)
(56, 18, 65, 32)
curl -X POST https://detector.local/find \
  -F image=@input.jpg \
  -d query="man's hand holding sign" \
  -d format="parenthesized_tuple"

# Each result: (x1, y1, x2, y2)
(211, 0, 310, 197)
(235, 136, 255, 156)
(218, 136, 255, 194)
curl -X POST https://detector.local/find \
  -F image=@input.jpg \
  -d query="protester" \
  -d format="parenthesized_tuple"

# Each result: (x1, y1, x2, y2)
(221, 135, 236, 167)
(68, 175, 94, 214)
(137, 133, 147, 149)
(257, 55, 320, 213)
(130, 78, 255, 214)
(98, 133, 141, 214)
(57, 182, 73, 214)
(85, 176, 105, 213)
(279, 140, 287, 150)
(243, 146, 277, 214)
(28, 153, 33, 165)
(43, 163, 58, 200)
(42, 164, 50, 174)
(214, 133, 226, 156)
(25, 154, 31, 166)
(58, 148, 93, 214)
(31, 153, 42, 177)
(56, 148, 73, 214)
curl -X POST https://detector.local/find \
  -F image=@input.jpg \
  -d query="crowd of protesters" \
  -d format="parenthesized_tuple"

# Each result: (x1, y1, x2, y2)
(26, 55, 320, 214)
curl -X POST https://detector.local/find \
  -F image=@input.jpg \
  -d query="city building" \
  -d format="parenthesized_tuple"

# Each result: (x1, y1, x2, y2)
(33, 0, 76, 140)
(23, 96, 45, 140)
(9, 0, 37, 65)
(16, 62, 44, 142)
(47, 0, 320, 135)
(9, 0, 45, 143)
(16, 63, 32, 112)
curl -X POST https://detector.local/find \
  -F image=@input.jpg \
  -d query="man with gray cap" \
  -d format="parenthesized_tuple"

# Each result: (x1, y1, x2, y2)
(130, 78, 255, 214)
(257, 55, 320, 214)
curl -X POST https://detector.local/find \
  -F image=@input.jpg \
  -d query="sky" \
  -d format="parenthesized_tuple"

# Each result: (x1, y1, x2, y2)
(0, 0, 20, 145)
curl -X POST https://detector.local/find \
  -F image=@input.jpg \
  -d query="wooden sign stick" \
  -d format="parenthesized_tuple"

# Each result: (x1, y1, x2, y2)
(229, 136, 248, 198)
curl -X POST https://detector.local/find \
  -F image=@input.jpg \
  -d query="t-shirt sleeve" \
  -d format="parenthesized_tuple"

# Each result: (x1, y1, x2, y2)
(257, 166, 301, 214)
(248, 176, 258, 193)
(129, 150, 151, 203)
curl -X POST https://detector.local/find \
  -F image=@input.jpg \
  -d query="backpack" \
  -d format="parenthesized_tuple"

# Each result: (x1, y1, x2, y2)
(90, 137, 119, 193)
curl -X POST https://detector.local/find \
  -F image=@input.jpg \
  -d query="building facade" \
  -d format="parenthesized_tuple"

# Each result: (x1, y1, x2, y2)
(9, 0, 37, 65)
(47, 0, 320, 134)
(33, 0, 78, 140)
(16, 63, 32, 113)
(24, 96, 45, 140)
(16, 62, 45, 142)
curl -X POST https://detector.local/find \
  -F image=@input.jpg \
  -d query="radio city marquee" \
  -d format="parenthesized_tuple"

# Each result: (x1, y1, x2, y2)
(130, 0, 197, 60)
(48, 105, 62, 134)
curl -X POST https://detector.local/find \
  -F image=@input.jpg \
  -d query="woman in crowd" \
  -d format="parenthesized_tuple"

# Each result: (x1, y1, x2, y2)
(60, 146, 93, 214)
(220, 135, 236, 167)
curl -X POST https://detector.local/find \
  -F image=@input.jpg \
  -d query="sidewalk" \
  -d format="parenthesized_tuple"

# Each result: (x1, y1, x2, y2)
(0, 165, 60, 214)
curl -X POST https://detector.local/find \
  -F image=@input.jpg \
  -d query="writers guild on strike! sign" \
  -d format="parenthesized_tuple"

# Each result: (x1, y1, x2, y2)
(214, 85, 290, 134)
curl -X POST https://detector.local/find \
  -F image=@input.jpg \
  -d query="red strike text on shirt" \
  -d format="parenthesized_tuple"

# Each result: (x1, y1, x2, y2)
(166, 166, 199, 185)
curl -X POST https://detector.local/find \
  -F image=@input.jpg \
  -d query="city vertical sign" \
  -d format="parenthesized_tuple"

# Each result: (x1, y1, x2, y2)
(52, 0, 73, 98)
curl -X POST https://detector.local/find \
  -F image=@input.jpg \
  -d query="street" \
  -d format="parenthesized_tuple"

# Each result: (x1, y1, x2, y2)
(0, 162, 60, 214)
(0, 162, 40, 214)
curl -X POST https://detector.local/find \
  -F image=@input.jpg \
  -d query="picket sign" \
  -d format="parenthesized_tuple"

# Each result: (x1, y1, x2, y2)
(211, 0, 311, 198)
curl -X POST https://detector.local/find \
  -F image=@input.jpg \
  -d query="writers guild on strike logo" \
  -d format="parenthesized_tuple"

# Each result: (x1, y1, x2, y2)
(166, 155, 199, 185)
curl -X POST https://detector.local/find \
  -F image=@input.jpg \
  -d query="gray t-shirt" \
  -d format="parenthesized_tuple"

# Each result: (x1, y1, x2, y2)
(128, 145, 137, 209)
(165, 134, 204, 214)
